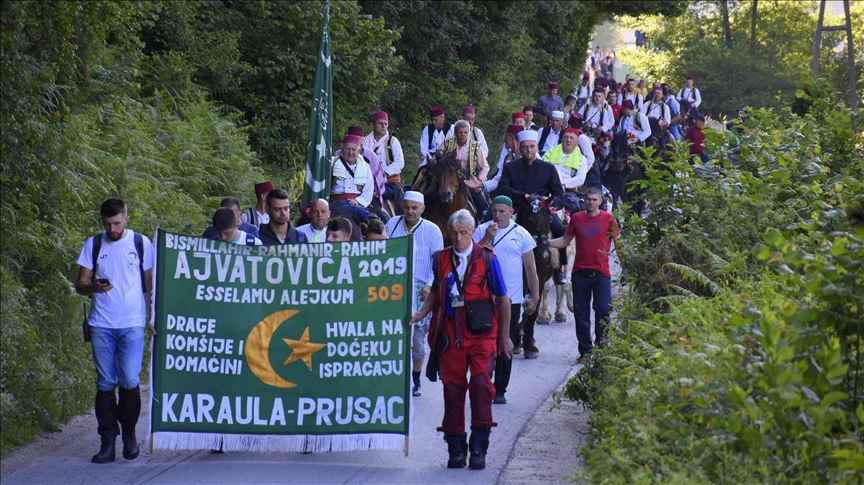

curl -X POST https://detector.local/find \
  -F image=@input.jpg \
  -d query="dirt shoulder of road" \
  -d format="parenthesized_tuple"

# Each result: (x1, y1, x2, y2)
(499, 366, 589, 485)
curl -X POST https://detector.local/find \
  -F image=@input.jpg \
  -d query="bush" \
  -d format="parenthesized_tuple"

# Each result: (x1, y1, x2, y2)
(566, 92, 864, 482)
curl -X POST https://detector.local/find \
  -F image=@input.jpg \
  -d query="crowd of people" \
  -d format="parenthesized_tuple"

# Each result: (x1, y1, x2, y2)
(75, 45, 705, 470)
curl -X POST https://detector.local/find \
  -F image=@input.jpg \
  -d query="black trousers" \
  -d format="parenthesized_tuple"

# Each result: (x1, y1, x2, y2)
(492, 303, 523, 396)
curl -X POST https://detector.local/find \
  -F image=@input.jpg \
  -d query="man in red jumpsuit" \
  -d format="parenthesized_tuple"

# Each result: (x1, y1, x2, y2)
(410, 208, 512, 470)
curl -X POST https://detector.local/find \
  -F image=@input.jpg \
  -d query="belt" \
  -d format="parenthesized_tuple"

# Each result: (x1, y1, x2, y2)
(331, 193, 359, 201)
(386, 174, 401, 183)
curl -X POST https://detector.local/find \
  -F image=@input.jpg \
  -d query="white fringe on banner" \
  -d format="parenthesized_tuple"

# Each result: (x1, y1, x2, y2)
(150, 432, 405, 454)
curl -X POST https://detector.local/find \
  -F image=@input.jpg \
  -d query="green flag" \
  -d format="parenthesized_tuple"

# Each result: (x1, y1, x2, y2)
(302, 1, 333, 206)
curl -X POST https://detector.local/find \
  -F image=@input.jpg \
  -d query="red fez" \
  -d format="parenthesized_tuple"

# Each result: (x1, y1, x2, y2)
(523, 105, 534, 113)
(686, 75, 694, 81)
(342, 134, 362, 145)
(564, 127, 580, 137)
(582, 72, 590, 81)
(652, 83, 662, 90)
(462, 106, 476, 115)
(347, 125, 364, 136)
(568, 113, 583, 128)
(506, 124, 524, 136)
(372, 111, 388, 122)
(548, 81, 559, 89)
(254, 180, 274, 196)
(511, 112, 525, 120)
(428, 105, 444, 117)
(621, 99, 634, 109)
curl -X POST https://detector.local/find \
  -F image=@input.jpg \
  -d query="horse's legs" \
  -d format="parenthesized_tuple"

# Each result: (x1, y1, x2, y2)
(538, 280, 553, 324)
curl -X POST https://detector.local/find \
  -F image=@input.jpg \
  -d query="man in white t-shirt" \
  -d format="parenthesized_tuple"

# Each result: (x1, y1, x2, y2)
(297, 198, 330, 243)
(384, 191, 444, 397)
(473, 195, 539, 402)
(75, 198, 154, 464)
(213, 207, 263, 245)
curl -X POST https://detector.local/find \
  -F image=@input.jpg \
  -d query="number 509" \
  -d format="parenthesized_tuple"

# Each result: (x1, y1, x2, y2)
(367, 284, 403, 302)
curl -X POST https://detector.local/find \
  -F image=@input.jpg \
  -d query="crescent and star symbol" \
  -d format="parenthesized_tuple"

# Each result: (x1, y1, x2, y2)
(283, 327, 325, 371)
(244, 310, 326, 388)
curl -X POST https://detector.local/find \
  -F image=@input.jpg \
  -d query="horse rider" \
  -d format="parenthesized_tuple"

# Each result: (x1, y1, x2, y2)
(419, 104, 450, 172)
(436, 119, 490, 219)
(538, 110, 566, 157)
(446, 106, 489, 158)
(363, 110, 406, 215)
(498, 129, 567, 284)
(676, 74, 702, 122)
(330, 133, 375, 239)
(335, 126, 389, 222)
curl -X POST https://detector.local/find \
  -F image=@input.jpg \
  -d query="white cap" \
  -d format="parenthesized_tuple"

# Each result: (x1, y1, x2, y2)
(517, 130, 539, 143)
(404, 191, 424, 204)
(551, 110, 565, 120)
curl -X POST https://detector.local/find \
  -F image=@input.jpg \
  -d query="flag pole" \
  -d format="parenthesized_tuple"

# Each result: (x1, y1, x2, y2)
(301, 0, 333, 207)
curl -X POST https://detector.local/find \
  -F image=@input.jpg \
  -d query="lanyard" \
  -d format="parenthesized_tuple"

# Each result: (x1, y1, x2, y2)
(492, 224, 518, 247)
(406, 219, 422, 235)
(451, 251, 474, 294)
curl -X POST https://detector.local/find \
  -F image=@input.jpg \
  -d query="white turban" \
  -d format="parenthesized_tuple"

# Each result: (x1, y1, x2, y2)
(404, 191, 424, 204)
(517, 130, 539, 143)
(551, 110, 565, 120)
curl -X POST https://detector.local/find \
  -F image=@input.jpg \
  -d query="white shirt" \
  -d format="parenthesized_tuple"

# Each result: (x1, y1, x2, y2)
(331, 156, 374, 207)
(617, 91, 644, 112)
(446, 124, 489, 158)
(297, 223, 326, 243)
(644, 100, 671, 125)
(241, 209, 269, 226)
(77, 230, 154, 329)
(230, 230, 262, 246)
(577, 133, 595, 173)
(363, 133, 405, 176)
(419, 125, 448, 167)
(617, 112, 652, 142)
(472, 220, 535, 304)
(453, 245, 472, 282)
(677, 86, 702, 109)
(540, 127, 563, 154)
(580, 103, 615, 132)
(384, 217, 443, 285)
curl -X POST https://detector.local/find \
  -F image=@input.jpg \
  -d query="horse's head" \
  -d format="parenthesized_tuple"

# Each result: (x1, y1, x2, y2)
(428, 151, 465, 204)
(517, 196, 553, 242)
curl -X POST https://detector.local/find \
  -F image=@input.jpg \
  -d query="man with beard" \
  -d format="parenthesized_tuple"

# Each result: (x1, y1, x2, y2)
(75, 198, 154, 464)
(258, 189, 306, 244)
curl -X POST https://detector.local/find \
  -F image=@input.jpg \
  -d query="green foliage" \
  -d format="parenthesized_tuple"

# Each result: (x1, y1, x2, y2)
(615, 1, 862, 117)
(0, 1, 263, 454)
(566, 89, 864, 482)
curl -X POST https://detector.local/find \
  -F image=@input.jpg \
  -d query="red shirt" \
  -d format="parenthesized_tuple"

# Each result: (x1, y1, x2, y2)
(686, 127, 705, 154)
(565, 210, 620, 277)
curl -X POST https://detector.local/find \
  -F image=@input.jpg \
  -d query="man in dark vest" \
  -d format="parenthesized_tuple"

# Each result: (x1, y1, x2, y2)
(419, 104, 450, 169)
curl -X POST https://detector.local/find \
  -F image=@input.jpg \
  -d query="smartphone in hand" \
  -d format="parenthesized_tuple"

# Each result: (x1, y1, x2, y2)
(96, 278, 110, 286)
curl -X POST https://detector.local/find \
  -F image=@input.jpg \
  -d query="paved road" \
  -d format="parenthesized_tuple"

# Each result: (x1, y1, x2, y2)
(2, 310, 582, 485)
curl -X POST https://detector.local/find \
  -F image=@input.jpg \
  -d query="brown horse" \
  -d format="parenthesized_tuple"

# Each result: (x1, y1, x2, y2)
(415, 151, 477, 238)
(514, 197, 558, 356)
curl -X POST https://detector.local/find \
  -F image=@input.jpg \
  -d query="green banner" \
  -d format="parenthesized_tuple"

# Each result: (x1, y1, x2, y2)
(149, 231, 413, 453)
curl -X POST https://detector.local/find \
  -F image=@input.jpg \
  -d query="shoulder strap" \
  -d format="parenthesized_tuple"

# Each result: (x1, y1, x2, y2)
(386, 135, 394, 164)
(426, 124, 435, 151)
(482, 247, 493, 290)
(133, 232, 146, 293)
(91, 234, 102, 283)
(388, 216, 404, 238)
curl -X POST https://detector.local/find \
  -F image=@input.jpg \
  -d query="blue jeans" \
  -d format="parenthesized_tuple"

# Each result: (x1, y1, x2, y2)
(90, 325, 145, 391)
(572, 271, 612, 356)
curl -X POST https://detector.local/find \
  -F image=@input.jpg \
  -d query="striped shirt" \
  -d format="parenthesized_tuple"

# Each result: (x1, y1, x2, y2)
(384, 217, 443, 285)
